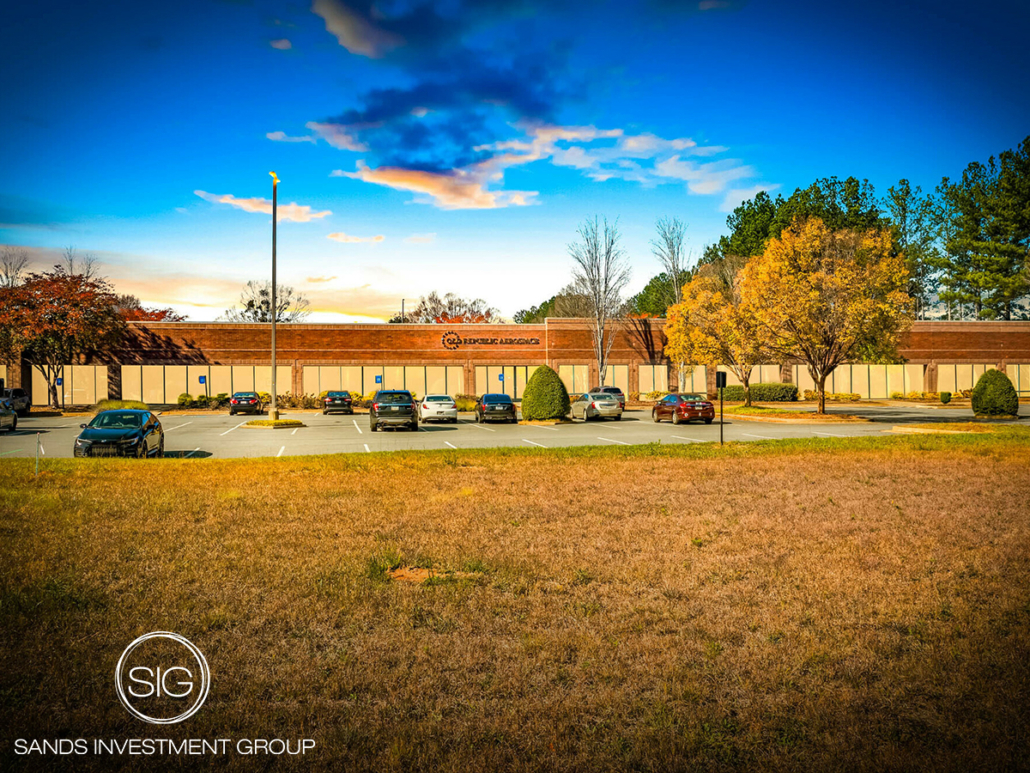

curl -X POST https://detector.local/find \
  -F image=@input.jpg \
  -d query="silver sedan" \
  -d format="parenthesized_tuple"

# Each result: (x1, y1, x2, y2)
(571, 392, 623, 421)
(419, 394, 458, 423)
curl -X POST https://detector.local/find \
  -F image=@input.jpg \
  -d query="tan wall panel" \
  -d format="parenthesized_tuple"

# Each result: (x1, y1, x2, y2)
(96, 367, 108, 402)
(363, 366, 383, 394)
(254, 366, 271, 393)
(320, 366, 342, 392)
(278, 366, 291, 395)
(122, 366, 142, 402)
(574, 365, 589, 394)
(887, 364, 905, 396)
(794, 366, 816, 393)
(31, 370, 49, 405)
(232, 366, 255, 392)
(382, 366, 403, 390)
(142, 366, 165, 404)
(955, 364, 973, 392)
(426, 367, 446, 395)
(603, 364, 629, 395)
(210, 366, 232, 396)
(446, 366, 464, 396)
(757, 364, 778, 383)
(341, 366, 362, 393)
(832, 366, 852, 394)
(475, 366, 487, 395)
(869, 366, 888, 399)
(905, 364, 924, 393)
(1020, 364, 1030, 393)
(638, 366, 654, 393)
(71, 365, 96, 404)
(405, 367, 426, 398)
(718, 366, 742, 387)
(938, 365, 956, 394)
(164, 366, 187, 402)
(302, 367, 320, 395)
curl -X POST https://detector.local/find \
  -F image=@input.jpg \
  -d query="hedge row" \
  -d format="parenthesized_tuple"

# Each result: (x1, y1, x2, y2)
(720, 383, 799, 402)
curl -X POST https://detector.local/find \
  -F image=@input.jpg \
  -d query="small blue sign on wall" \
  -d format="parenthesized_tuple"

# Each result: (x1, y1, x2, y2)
(375, 375, 382, 384)
(498, 373, 504, 381)
(56, 378, 63, 386)
(198, 375, 206, 384)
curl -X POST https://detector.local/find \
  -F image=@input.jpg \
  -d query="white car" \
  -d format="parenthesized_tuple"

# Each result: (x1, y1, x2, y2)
(418, 394, 458, 423)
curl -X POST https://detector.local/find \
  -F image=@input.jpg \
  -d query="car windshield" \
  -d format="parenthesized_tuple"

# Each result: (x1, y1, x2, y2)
(681, 394, 706, 401)
(327, 391, 349, 397)
(589, 393, 615, 400)
(426, 396, 452, 402)
(90, 412, 143, 429)
(234, 393, 258, 399)
(483, 394, 511, 404)
(378, 392, 412, 404)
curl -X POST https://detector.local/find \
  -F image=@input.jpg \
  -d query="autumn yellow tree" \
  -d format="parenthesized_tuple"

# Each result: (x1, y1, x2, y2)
(664, 256, 769, 406)
(740, 217, 913, 413)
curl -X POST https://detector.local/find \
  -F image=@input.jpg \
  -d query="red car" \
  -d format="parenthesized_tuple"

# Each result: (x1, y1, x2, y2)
(652, 393, 715, 425)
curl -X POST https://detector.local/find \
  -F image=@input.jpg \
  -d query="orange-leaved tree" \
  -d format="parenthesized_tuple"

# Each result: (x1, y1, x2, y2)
(740, 217, 913, 413)
(664, 256, 769, 406)
(0, 268, 125, 407)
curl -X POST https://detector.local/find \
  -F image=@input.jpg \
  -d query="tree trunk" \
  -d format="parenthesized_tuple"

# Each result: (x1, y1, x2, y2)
(49, 380, 60, 410)
(816, 375, 827, 415)
(677, 363, 687, 392)
(742, 378, 751, 407)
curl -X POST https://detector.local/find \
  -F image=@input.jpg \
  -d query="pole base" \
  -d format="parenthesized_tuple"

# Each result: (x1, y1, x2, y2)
(271, 410, 280, 421)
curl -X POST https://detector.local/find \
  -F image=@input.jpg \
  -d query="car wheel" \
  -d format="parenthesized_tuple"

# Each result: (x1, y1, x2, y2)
(411, 421, 419, 431)
(136, 442, 147, 459)
(672, 412, 681, 425)
(370, 422, 378, 432)
(615, 415, 622, 421)
(704, 418, 714, 425)
(157, 438, 165, 458)
(9, 417, 16, 433)
(652, 409, 659, 423)
(476, 412, 482, 423)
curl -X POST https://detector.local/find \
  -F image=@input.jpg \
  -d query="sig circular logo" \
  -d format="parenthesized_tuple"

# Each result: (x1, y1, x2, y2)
(441, 331, 462, 350)
(114, 632, 210, 725)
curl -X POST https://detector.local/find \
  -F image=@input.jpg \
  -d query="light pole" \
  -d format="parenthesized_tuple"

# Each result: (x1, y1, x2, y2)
(270, 171, 279, 420)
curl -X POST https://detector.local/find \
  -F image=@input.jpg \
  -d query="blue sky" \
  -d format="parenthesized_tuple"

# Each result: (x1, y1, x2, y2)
(2, 0, 1028, 321)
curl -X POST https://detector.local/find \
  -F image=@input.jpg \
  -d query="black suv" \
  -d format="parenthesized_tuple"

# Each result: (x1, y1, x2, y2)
(323, 390, 353, 415)
(369, 390, 418, 432)
(476, 393, 518, 423)
(1, 388, 31, 416)
(589, 385, 625, 410)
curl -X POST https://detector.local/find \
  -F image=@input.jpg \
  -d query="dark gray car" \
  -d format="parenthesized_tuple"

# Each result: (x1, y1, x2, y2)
(369, 390, 418, 432)
(0, 399, 17, 432)
(1, 388, 31, 416)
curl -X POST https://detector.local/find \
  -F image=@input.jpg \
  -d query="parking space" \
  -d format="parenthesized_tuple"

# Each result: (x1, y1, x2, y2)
(1, 404, 1016, 460)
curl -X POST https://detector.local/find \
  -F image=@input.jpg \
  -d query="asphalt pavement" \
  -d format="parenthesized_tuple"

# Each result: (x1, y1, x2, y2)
(1, 404, 1021, 460)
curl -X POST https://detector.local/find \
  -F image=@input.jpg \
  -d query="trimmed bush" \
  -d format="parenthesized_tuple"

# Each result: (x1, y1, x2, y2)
(720, 383, 798, 402)
(195, 394, 211, 409)
(214, 392, 230, 408)
(940, 391, 952, 405)
(520, 365, 571, 420)
(177, 393, 194, 408)
(642, 390, 670, 401)
(454, 394, 479, 412)
(93, 399, 149, 414)
(971, 369, 1018, 417)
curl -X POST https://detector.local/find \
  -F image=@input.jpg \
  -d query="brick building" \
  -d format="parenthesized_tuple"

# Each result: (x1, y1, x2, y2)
(2, 319, 1029, 405)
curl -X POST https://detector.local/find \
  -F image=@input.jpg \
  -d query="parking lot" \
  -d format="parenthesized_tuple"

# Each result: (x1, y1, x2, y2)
(1, 404, 1020, 460)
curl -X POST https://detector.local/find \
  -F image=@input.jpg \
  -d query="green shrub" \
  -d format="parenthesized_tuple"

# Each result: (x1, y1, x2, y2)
(93, 399, 149, 414)
(720, 383, 798, 402)
(971, 369, 1018, 417)
(454, 393, 479, 412)
(890, 391, 905, 399)
(258, 392, 272, 406)
(214, 392, 230, 408)
(940, 391, 952, 405)
(177, 393, 194, 408)
(520, 365, 570, 420)
(195, 394, 211, 409)
(643, 390, 669, 401)
(802, 390, 861, 402)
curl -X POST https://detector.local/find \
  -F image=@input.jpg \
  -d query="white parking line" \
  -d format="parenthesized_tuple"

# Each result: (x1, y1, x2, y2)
(741, 433, 778, 440)
(812, 431, 847, 437)
(444, 441, 458, 449)
(525, 423, 560, 431)
(597, 436, 630, 446)
(671, 435, 703, 442)
(291, 427, 300, 435)
(522, 438, 546, 447)
(164, 422, 192, 432)
(276, 446, 285, 457)
(186, 447, 201, 458)
(462, 420, 496, 432)
(363, 443, 371, 453)
(220, 421, 247, 436)
(353, 419, 362, 434)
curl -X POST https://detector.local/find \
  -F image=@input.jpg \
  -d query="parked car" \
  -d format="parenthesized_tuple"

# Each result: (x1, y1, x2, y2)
(1, 387, 31, 416)
(588, 385, 625, 410)
(571, 392, 623, 421)
(323, 390, 354, 415)
(476, 393, 518, 423)
(74, 409, 164, 458)
(0, 399, 17, 433)
(229, 392, 264, 415)
(652, 393, 715, 424)
(369, 390, 418, 432)
(419, 394, 458, 423)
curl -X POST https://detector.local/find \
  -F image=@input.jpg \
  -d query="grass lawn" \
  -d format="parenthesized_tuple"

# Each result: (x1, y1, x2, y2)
(2, 433, 1030, 771)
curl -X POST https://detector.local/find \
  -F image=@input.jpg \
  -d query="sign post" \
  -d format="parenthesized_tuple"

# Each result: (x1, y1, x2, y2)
(199, 374, 207, 399)
(715, 371, 727, 446)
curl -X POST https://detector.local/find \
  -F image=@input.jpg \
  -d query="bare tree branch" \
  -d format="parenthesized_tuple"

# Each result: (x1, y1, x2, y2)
(0, 246, 29, 288)
(221, 280, 311, 323)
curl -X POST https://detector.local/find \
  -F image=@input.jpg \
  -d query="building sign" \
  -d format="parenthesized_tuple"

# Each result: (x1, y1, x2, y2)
(441, 331, 541, 351)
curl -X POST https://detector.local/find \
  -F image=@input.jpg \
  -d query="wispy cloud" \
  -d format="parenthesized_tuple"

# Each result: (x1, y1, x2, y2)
(327, 231, 385, 243)
(311, 0, 403, 58)
(335, 161, 537, 210)
(194, 190, 331, 223)
(404, 233, 437, 243)
(266, 130, 315, 144)
(307, 275, 337, 283)
(305, 121, 366, 151)
(720, 183, 780, 212)
(269, 38, 292, 50)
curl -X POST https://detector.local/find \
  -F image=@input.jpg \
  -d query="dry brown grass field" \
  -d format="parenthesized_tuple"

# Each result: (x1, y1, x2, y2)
(2, 432, 1029, 772)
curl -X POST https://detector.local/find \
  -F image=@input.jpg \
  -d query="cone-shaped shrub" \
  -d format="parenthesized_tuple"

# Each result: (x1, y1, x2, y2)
(971, 369, 1019, 417)
(520, 365, 571, 420)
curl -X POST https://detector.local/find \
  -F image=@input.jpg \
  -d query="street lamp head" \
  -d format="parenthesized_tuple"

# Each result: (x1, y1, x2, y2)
(269, 171, 279, 185)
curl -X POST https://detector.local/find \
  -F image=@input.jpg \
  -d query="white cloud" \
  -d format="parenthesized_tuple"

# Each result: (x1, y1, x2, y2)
(311, 0, 402, 58)
(306, 121, 367, 151)
(327, 231, 385, 243)
(194, 190, 331, 223)
(270, 38, 292, 50)
(720, 184, 781, 212)
(266, 130, 316, 144)
(404, 233, 437, 243)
